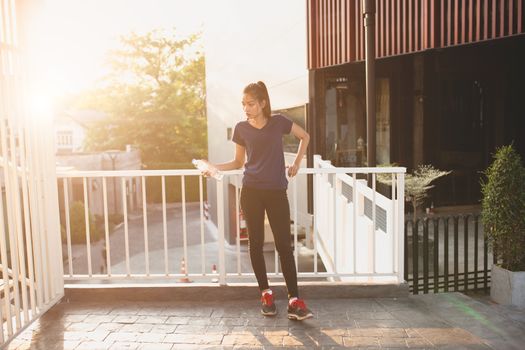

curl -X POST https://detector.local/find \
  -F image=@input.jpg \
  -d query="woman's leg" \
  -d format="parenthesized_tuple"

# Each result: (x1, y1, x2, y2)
(264, 190, 299, 298)
(241, 187, 269, 291)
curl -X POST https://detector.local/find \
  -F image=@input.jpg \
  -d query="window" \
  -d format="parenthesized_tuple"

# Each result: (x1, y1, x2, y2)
(57, 130, 73, 146)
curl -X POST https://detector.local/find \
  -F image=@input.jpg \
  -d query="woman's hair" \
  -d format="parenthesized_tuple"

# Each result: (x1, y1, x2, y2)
(243, 81, 272, 119)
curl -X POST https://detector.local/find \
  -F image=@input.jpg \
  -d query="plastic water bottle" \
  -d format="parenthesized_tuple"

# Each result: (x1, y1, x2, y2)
(192, 159, 223, 181)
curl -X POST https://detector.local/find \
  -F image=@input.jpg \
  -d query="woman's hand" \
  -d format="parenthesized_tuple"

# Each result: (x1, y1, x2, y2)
(287, 162, 300, 178)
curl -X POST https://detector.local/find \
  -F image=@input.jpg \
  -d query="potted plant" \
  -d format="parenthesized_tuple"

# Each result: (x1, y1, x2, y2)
(481, 145, 525, 307)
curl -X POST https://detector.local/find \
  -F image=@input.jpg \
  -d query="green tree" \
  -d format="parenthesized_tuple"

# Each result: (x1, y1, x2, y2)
(378, 164, 450, 222)
(73, 29, 207, 165)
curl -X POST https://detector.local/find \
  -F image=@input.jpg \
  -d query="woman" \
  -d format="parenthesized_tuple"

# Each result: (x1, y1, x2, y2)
(200, 81, 312, 320)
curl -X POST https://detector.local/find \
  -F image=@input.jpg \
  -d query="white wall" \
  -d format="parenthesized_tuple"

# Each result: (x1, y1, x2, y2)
(203, 0, 308, 165)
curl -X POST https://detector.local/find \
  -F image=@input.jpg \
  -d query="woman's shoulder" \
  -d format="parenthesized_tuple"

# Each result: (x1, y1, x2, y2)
(235, 119, 250, 128)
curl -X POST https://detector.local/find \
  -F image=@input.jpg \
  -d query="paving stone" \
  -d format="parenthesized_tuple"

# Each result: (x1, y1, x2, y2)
(95, 322, 125, 332)
(136, 315, 168, 324)
(120, 323, 154, 333)
(109, 341, 140, 349)
(4, 293, 525, 349)
(113, 315, 141, 324)
(342, 336, 380, 347)
(137, 343, 173, 350)
(65, 322, 99, 332)
(164, 316, 190, 325)
(135, 332, 166, 343)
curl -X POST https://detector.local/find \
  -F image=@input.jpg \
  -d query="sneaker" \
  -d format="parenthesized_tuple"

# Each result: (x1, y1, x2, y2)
(261, 290, 277, 316)
(287, 298, 313, 321)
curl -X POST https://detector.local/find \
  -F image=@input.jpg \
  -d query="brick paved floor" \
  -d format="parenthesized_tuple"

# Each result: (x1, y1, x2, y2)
(4, 292, 525, 349)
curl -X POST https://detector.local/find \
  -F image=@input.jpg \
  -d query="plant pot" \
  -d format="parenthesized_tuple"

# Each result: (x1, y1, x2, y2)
(490, 264, 525, 308)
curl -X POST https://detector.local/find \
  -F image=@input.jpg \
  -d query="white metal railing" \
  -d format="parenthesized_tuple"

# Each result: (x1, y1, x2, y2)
(56, 158, 405, 285)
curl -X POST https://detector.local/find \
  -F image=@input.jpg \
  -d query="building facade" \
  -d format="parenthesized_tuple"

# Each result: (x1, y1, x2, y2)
(307, 0, 525, 205)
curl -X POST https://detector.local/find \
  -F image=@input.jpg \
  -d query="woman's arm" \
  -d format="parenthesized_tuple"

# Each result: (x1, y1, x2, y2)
(287, 123, 310, 177)
(201, 143, 246, 176)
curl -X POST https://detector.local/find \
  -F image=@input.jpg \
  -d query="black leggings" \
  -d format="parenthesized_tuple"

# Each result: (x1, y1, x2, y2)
(240, 187, 298, 298)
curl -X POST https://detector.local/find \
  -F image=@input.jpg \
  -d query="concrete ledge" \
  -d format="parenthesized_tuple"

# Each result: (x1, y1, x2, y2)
(64, 282, 409, 302)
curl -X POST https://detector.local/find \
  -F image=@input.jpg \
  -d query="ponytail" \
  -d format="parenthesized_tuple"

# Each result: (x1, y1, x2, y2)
(243, 81, 272, 119)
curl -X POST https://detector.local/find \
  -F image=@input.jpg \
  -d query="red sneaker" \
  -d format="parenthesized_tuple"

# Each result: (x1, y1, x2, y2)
(287, 298, 313, 321)
(261, 290, 277, 316)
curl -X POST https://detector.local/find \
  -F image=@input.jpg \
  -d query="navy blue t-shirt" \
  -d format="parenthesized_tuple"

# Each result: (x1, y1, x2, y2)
(232, 114, 293, 190)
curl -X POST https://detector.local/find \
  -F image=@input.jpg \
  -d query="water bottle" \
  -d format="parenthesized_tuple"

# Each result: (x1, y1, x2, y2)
(192, 159, 223, 180)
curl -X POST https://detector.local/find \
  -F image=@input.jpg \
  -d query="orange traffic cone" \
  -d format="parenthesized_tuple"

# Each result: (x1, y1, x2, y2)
(211, 264, 218, 283)
(179, 258, 191, 283)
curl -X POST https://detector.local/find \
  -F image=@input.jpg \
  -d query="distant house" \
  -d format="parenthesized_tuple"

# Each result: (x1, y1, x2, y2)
(54, 110, 143, 216)
(53, 110, 106, 154)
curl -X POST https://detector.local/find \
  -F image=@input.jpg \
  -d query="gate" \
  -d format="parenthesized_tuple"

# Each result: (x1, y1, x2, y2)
(1, 0, 64, 346)
(404, 214, 493, 294)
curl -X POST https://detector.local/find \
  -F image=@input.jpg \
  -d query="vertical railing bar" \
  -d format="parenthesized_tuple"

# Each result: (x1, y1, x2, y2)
(199, 175, 206, 276)
(162, 176, 169, 276)
(102, 177, 111, 277)
(63, 178, 73, 277)
(293, 174, 298, 272)
(334, 174, 340, 276)
(433, 219, 439, 293)
(17, 127, 37, 316)
(121, 178, 130, 276)
(1, 120, 22, 329)
(404, 219, 409, 284)
(454, 216, 459, 291)
(391, 172, 396, 274)
(45, 111, 64, 299)
(216, 179, 226, 284)
(413, 219, 419, 294)
(372, 173, 376, 273)
(0, 13, 17, 334)
(181, 175, 188, 276)
(464, 215, 469, 292)
(22, 119, 41, 311)
(398, 172, 405, 283)
(274, 239, 279, 275)
(28, 120, 47, 306)
(0, 165, 14, 334)
(423, 218, 429, 294)
(7, 120, 28, 323)
(82, 177, 92, 277)
(483, 219, 489, 291)
(352, 173, 357, 274)
(313, 172, 318, 273)
(235, 181, 241, 275)
(444, 217, 449, 292)
(142, 176, 150, 276)
(474, 215, 479, 290)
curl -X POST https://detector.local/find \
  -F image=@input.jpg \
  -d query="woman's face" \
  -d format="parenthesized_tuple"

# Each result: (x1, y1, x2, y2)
(242, 93, 265, 120)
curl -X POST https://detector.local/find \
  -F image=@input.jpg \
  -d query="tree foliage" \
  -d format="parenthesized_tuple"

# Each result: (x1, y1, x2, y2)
(73, 29, 207, 165)
(481, 145, 525, 271)
(378, 164, 451, 221)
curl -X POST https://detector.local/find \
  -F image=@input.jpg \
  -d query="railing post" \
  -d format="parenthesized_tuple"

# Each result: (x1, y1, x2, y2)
(216, 178, 226, 285)
(334, 175, 341, 277)
(396, 172, 405, 283)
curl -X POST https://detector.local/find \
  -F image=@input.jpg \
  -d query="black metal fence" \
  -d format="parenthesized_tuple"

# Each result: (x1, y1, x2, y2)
(404, 214, 494, 294)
